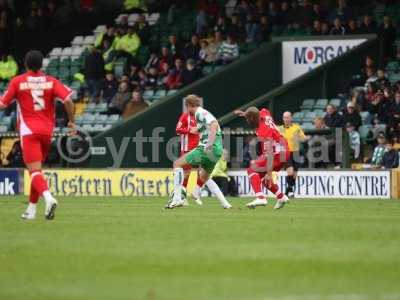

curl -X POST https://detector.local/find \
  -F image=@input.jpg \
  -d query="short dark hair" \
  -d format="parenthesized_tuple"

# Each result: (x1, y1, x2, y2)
(25, 50, 43, 72)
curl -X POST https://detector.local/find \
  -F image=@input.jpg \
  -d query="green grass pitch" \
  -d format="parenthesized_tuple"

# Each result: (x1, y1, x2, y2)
(1, 196, 400, 300)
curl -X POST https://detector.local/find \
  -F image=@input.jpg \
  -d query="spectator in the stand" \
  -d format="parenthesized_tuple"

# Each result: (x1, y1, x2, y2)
(102, 72, 118, 105)
(380, 16, 397, 59)
(227, 14, 245, 40)
(217, 34, 239, 65)
(278, 1, 290, 26)
(359, 14, 377, 34)
(381, 139, 399, 169)
(298, 0, 314, 27)
(330, 18, 346, 35)
(205, 31, 223, 64)
(214, 15, 227, 34)
(364, 67, 378, 87)
(388, 91, 400, 141)
(199, 40, 209, 64)
(144, 53, 159, 72)
(330, 0, 353, 22)
(108, 81, 131, 115)
(312, 3, 327, 22)
(182, 59, 202, 86)
(324, 104, 344, 128)
(146, 67, 159, 89)
(342, 102, 362, 130)
(368, 90, 390, 124)
(84, 47, 105, 103)
(168, 34, 182, 57)
(183, 34, 201, 61)
(258, 15, 271, 42)
(225, 0, 237, 18)
(136, 14, 149, 43)
(321, 22, 330, 35)
(115, 26, 141, 62)
(196, 7, 208, 36)
(245, 13, 259, 43)
(346, 123, 360, 159)
(255, 0, 267, 16)
(129, 64, 140, 86)
(311, 20, 323, 35)
(376, 69, 390, 88)
(122, 90, 149, 119)
(347, 19, 360, 35)
(137, 69, 148, 90)
(165, 58, 183, 89)
(267, 1, 279, 26)
(159, 46, 173, 72)
(365, 132, 386, 166)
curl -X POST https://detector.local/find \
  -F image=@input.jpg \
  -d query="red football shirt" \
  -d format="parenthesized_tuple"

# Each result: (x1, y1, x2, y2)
(176, 112, 199, 153)
(256, 108, 286, 154)
(0, 71, 72, 136)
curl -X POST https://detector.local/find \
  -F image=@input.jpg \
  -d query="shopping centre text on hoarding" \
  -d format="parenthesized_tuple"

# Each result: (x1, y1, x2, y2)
(282, 39, 367, 83)
(231, 170, 391, 199)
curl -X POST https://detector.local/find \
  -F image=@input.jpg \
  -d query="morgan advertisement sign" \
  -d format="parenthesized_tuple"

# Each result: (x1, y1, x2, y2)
(229, 170, 391, 199)
(282, 39, 366, 83)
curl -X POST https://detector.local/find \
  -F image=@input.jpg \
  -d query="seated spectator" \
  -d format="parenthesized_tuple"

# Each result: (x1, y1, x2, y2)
(312, 3, 327, 22)
(267, 1, 280, 26)
(342, 102, 362, 130)
(227, 14, 245, 40)
(214, 16, 227, 34)
(278, 1, 290, 26)
(183, 34, 201, 61)
(311, 20, 323, 36)
(376, 69, 389, 88)
(122, 90, 149, 119)
(365, 132, 386, 166)
(182, 59, 202, 86)
(115, 26, 141, 61)
(347, 19, 360, 34)
(321, 22, 330, 35)
(258, 15, 272, 42)
(359, 14, 377, 34)
(245, 13, 259, 43)
(158, 46, 173, 73)
(380, 16, 397, 59)
(205, 31, 223, 64)
(364, 67, 378, 87)
(165, 58, 183, 89)
(144, 53, 160, 72)
(102, 73, 118, 105)
(388, 91, 400, 141)
(330, 18, 346, 35)
(368, 90, 390, 124)
(137, 69, 148, 90)
(381, 139, 399, 169)
(329, 0, 353, 22)
(168, 34, 182, 57)
(324, 104, 344, 128)
(146, 67, 159, 89)
(211, 149, 238, 196)
(217, 34, 239, 65)
(108, 81, 131, 115)
(199, 40, 209, 64)
(346, 123, 360, 159)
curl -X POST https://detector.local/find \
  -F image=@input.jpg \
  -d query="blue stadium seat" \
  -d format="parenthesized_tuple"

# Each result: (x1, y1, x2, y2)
(314, 99, 328, 109)
(300, 99, 315, 110)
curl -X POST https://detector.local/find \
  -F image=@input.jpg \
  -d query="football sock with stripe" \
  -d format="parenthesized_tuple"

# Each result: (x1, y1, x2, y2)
(173, 168, 184, 202)
(205, 179, 231, 207)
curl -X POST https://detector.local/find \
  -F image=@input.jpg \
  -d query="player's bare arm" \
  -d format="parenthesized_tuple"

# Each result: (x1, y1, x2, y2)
(233, 109, 245, 117)
(206, 120, 218, 150)
(63, 99, 76, 135)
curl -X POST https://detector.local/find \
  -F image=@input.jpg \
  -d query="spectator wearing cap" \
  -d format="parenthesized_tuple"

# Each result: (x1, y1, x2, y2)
(181, 59, 202, 86)
(324, 104, 344, 128)
(217, 34, 239, 65)
(381, 139, 400, 169)
(365, 133, 387, 166)
(346, 122, 360, 159)
(342, 102, 362, 130)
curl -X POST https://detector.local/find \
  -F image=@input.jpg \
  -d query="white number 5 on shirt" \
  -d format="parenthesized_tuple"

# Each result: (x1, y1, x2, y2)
(31, 89, 45, 111)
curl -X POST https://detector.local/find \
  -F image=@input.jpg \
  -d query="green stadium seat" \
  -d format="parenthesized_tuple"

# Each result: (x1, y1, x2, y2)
(75, 115, 84, 125)
(214, 65, 224, 72)
(300, 99, 315, 110)
(107, 114, 120, 124)
(82, 113, 96, 124)
(0, 125, 9, 133)
(360, 111, 370, 123)
(167, 89, 178, 96)
(329, 98, 342, 108)
(94, 114, 108, 124)
(143, 90, 155, 101)
(202, 66, 214, 75)
(359, 125, 372, 140)
(94, 103, 107, 113)
(85, 103, 96, 113)
(314, 99, 328, 109)
(301, 122, 314, 130)
(303, 111, 316, 122)
(153, 89, 167, 100)
(292, 111, 304, 123)
(314, 110, 325, 118)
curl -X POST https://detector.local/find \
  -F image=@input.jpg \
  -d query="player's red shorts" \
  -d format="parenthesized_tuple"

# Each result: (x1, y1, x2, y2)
(20, 134, 52, 164)
(252, 141, 290, 172)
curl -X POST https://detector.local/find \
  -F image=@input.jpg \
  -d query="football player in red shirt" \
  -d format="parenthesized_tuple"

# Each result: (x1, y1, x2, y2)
(235, 106, 290, 209)
(175, 111, 204, 205)
(0, 50, 76, 220)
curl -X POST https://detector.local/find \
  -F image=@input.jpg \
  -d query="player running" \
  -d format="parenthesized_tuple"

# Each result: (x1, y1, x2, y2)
(166, 94, 232, 209)
(235, 107, 289, 209)
(174, 110, 203, 205)
(0, 50, 76, 220)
